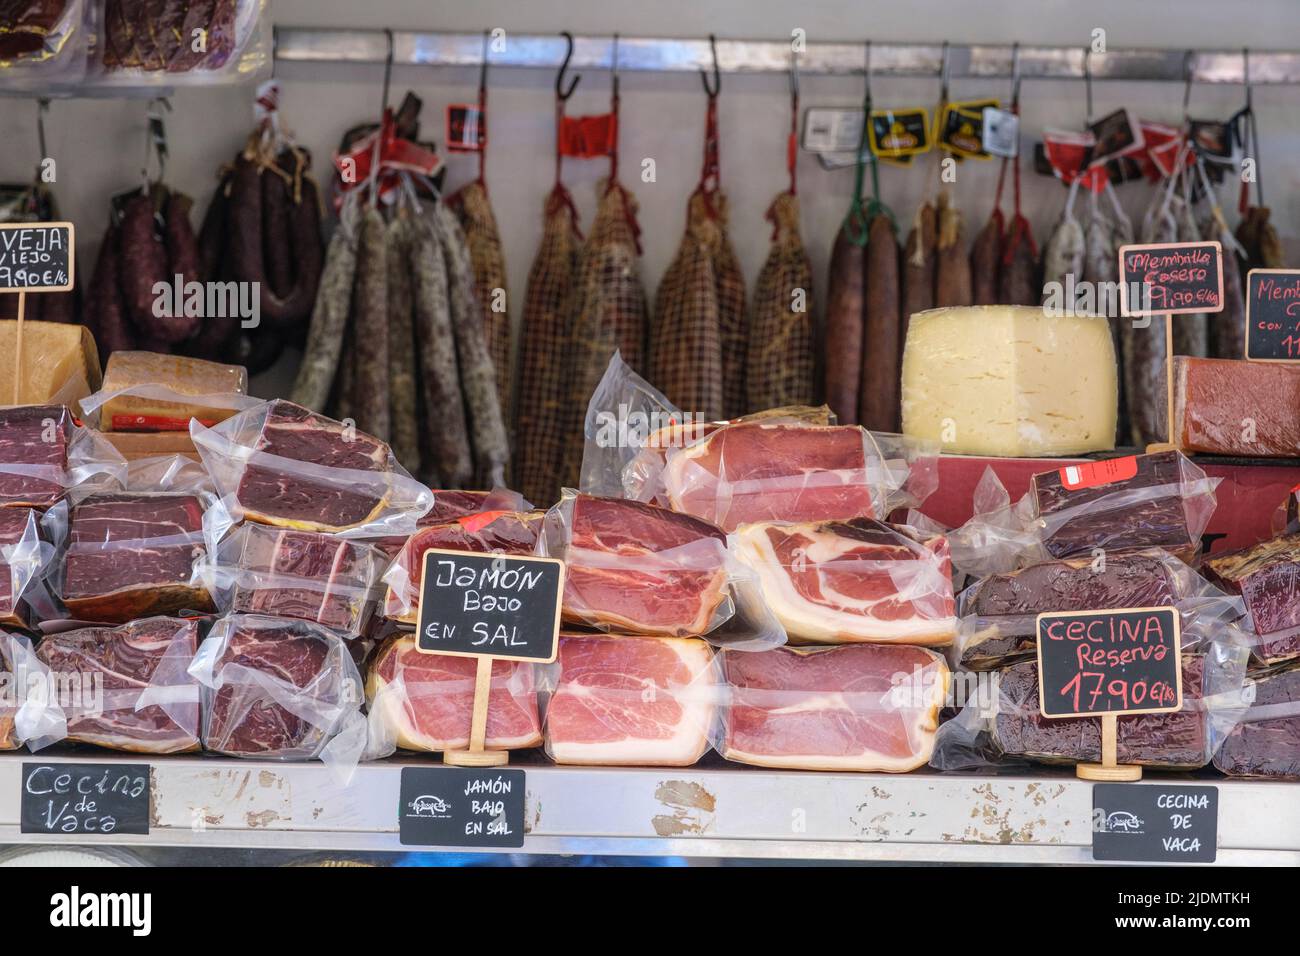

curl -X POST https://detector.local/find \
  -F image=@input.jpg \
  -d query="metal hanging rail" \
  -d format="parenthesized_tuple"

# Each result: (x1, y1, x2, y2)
(272, 28, 1300, 85)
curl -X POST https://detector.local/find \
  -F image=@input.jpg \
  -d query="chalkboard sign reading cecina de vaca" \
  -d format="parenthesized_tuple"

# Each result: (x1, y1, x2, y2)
(1035, 606, 1183, 718)
(21, 762, 150, 836)
(415, 549, 564, 663)
(0, 221, 74, 292)
(1118, 240, 1223, 317)
(1245, 268, 1300, 361)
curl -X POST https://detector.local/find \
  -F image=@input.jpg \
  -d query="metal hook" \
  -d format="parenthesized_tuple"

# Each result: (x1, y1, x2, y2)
(1242, 47, 1252, 109)
(556, 31, 581, 100)
(789, 43, 799, 101)
(1182, 49, 1194, 119)
(1010, 42, 1021, 108)
(862, 39, 872, 108)
(381, 28, 395, 114)
(270, 23, 279, 80)
(478, 29, 489, 95)
(701, 34, 720, 97)
(34, 99, 49, 167)
(1083, 46, 1093, 122)
(939, 40, 950, 100)
(612, 33, 620, 98)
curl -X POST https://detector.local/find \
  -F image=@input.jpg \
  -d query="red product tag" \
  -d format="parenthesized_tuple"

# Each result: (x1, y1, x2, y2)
(446, 105, 485, 152)
(559, 113, 617, 158)
(458, 510, 510, 534)
(333, 110, 444, 209)
(1059, 456, 1139, 491)
(1042, 130, 1108, 191)
(112, 414, 217, 432)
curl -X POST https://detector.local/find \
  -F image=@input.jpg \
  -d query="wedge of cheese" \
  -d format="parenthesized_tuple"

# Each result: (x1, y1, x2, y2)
(901, 305, 1117, 456)
(99, 351, 247, 432)
(0, 320, 100, 412)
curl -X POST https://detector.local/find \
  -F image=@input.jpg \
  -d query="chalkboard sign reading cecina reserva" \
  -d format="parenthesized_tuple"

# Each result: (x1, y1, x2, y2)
(1118, 240, 1223, 317)
(415, 549, 564, 663)
(1035, 606, 1183, 718)
(1245, 268, 1300, 361)
(0, 221, 74, 292)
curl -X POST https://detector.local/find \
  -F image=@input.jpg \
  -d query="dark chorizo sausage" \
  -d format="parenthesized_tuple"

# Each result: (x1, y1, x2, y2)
(824, 223, 865, 425)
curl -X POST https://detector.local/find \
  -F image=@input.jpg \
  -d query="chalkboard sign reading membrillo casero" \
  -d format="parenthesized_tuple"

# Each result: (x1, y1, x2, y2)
(1036, 606, 1183, 718)
(415, 549, 564, 663)
(1118, 240, 1223, 318)
(1245, 268, 1300, 361)
(0, 221, 74, 292)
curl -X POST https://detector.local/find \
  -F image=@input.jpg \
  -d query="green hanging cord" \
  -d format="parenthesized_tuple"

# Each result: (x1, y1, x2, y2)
(841, 40, 873, 246)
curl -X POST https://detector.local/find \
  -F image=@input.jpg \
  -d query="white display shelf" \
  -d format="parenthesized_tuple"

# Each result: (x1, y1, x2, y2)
(1, 752, 1295, 864)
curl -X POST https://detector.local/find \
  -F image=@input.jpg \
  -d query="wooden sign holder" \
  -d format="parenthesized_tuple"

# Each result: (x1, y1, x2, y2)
(1076, 714, 1143, 782)
(1, 221, 76, 406)
(443, 657, 509, 768)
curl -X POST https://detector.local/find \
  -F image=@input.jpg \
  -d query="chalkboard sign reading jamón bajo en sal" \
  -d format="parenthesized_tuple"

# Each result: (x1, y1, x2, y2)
(415, 549, 564, 663)
(414, 548, 564, 769)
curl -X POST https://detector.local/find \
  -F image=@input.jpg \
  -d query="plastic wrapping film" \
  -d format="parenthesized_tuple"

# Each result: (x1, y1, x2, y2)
(1205, 532, 1300, 665)
(541, 633, 716, 767)
(365, 636, 541, 757)
(0, 634, 35, 749)
(649, 419, 938, 534)
(717, 643, 949, 772)
(930, 635, 1252, 771)
(90, 0, 269, 86)
(947, 452, 1218, 577)
(370, 487, 533, 558)
(41, 461, 215, 624)
(538, 491, 785, 650)
(731, 517, 957, 647)
(0, 507, 52, 629)
(382, 509, 543, 626)
(1213, 661, 1300, 780)
(582, 350, 835, 507)
(189, 614, 366, 772)
(14, 616, 201, 754)
(81, 351, 255, 433)
(191, 399, 434, 537)
(0, 405, 126, 511)
(1173, 356, 1300, 458)
(954, 548, 1246, 671)
(0, 0, 89, 87)
(204, 522, 388, 636)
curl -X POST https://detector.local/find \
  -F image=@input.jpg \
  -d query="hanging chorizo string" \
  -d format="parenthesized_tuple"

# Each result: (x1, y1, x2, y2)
(997, 45, 1041, 307)
(514, 32, 584, 506)
(856, 44, 903, 431)
(450, 30, 514, 463)
(561, 33, 650, 487)
(747, 49, 815, 412)
(650, 35, 743, 421)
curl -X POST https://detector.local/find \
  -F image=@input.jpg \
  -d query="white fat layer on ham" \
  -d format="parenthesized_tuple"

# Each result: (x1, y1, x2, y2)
(734, 523, 956, 645)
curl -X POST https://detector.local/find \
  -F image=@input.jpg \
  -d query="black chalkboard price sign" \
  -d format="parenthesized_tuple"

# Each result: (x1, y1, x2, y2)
(0, 221, 74, 292)
(1037, 605, 1182, 782)
(1245, 268, 1300, 361)
(398, 767, 525, 849)
(1093, 784, 1218, 863)
(1036, 606, 1183, 718)
(1118, 240, 1224, 318)
(21, 762, 150, 836)
(415, 549, 564, 663)
(415, 548, 564, 768)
